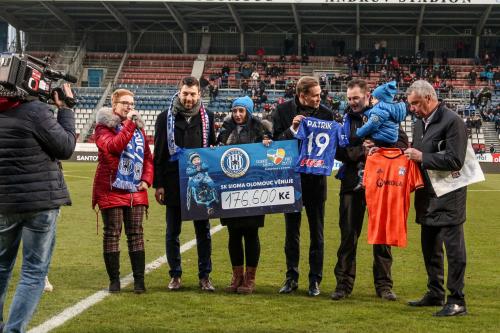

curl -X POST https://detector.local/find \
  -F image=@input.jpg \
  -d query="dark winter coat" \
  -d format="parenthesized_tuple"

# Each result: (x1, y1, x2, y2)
(272, 97, 333, 205)
(153, 108, 216, 207)
(0, 100, 76, 214)
(217, 114, 272, 228)
(412, 103, 467, 227)
(92, 107, 154, 210)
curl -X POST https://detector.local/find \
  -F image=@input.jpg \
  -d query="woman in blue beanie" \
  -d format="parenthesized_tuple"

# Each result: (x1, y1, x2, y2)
(216, 96, 272, 294)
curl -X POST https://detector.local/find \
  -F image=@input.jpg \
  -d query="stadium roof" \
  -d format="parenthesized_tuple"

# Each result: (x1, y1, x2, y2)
(0, 0, 498, 36)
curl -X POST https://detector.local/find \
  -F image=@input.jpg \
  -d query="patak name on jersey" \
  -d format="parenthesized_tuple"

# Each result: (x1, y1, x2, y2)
(306, 120, 333, 129)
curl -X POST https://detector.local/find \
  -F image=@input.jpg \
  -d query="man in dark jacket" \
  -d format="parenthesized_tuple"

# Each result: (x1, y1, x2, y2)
(272, 76, 333, 297)
(404, 80, 468, 317)
(331, 79, 406, 302)
(153, 76, 216, 292)
(0, 85, 75, 332)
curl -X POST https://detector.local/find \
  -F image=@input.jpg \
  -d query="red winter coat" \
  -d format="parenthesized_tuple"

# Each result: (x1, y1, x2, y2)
(92, 107, 153, 210)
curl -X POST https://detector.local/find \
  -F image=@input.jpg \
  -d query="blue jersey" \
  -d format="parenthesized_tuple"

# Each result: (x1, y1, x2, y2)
(294, 117, 345, 176)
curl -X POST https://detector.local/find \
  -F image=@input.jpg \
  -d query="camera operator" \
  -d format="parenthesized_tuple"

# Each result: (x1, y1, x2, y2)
(0, 83, 76, 333)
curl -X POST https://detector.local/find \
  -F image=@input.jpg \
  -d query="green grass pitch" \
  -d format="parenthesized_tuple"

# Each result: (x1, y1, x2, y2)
(3, 162, 500, 332)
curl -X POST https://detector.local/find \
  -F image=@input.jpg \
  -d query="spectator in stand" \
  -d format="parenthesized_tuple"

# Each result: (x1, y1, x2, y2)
(257, 91, 268, 106)
(390, 57, 400, 72)
(284, 84, 295, 99)
(363, 58, 370, 78)
(209, 83, 219, 103)
(441, 51, 449, 66)
(347, 55, 354, 76)
(494, 112, 500, 133)
(320, 88, 329, 104)
(486, 70, 494, 86)
(380, 66, 388, 81)
(259, 79, 267, 93)
(241, 80, 249, 95)
(494, 70, 500, 91)
(221, 64, 230, 78)
(241, 64, 252, 79)
(238, 52, 248, 62)
(474, 115, 482, 134)
(490, 144, 495, 154)
(200, 76, 209, 96)
(256, 47, 265, 61)
(251, 70, 260, 87)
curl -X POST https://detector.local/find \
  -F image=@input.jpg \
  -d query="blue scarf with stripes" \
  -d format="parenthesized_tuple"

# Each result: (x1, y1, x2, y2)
(112, 125, 145, 192)
(166, 92, 210, 161)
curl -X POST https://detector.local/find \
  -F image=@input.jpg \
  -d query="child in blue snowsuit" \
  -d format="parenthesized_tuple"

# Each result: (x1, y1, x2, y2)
(186, 152, 218, 213)
(353, 80, 407, 190)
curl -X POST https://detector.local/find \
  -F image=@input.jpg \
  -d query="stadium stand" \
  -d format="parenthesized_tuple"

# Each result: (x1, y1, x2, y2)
(117, 54, 197, 85)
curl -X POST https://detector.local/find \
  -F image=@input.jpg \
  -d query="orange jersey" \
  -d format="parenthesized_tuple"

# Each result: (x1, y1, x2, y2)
(363, 148, 424, 247)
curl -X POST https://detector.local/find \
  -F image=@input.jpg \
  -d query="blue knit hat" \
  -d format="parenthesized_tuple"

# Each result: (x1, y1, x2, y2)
(372, 81, 397, 103)
(232, 96, 254, 114)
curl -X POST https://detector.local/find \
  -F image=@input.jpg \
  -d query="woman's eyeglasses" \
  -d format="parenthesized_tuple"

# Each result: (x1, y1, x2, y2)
(117, 101, 135, 108)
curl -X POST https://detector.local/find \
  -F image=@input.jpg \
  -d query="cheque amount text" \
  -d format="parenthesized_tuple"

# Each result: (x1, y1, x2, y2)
(221, 186, 295, 209)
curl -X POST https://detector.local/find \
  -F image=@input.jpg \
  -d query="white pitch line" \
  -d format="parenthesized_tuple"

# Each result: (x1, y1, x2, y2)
(28, 224, 225, 333)
(62, 174, 92, 179)
(468, 189, 500, 192)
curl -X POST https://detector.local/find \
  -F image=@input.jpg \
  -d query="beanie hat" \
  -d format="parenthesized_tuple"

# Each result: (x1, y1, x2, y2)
(189, 152, 200, 163)
(372, 81, 397, 103)
(232, 96, 254, 114)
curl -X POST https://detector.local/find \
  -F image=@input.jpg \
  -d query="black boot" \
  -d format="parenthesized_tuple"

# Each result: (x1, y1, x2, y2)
(103, 252, 120, 293)
(129, 251, 146, 294)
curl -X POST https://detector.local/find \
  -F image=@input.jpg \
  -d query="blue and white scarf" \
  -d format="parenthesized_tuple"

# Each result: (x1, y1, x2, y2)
(166, 92, 210, 161)
(336, 113, 352, 180)
(341, 112, 351, 146)
(112, 125, 145, 192)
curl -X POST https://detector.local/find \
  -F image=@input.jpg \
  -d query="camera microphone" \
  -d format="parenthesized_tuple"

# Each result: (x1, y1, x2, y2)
(63, 73, 78, 84)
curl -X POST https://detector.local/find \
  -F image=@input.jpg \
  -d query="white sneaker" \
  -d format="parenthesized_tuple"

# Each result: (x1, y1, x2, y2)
(44, 276, 54, 292)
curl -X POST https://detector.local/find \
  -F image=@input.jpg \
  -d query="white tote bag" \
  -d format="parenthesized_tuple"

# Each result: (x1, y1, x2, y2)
(427, 140, 485, 197)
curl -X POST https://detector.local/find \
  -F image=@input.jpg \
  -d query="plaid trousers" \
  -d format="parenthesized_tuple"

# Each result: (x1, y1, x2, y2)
(101, 205, 145, 253)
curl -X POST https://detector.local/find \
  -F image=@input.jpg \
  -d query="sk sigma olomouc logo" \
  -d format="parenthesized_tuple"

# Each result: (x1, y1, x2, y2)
(221, 148, 250, 178)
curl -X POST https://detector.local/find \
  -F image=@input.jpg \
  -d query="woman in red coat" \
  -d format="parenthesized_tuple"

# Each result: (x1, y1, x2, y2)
(92, 89, 153, 294)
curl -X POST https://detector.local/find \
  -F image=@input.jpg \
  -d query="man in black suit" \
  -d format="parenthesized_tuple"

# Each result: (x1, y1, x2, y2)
(272, 76, 334, 297)
(404, 80, 468, 317)
(153, 76, 216, 292)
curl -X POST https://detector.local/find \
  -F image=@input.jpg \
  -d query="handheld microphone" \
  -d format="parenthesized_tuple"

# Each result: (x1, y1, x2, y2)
(131, 115, 143, 129)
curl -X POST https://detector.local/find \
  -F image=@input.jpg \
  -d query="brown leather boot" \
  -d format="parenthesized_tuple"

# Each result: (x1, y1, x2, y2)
(224, 266, 244, 293)
(237, 267, 257, 294)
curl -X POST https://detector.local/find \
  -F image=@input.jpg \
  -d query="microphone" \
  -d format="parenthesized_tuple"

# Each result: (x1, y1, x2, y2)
(63, 73, 78, 84)
(131, 115, 143, 129)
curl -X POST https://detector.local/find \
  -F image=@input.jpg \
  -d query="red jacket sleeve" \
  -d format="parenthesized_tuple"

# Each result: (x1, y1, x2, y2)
(95, 120, 136, 156)
(141, 131, 154, 186)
